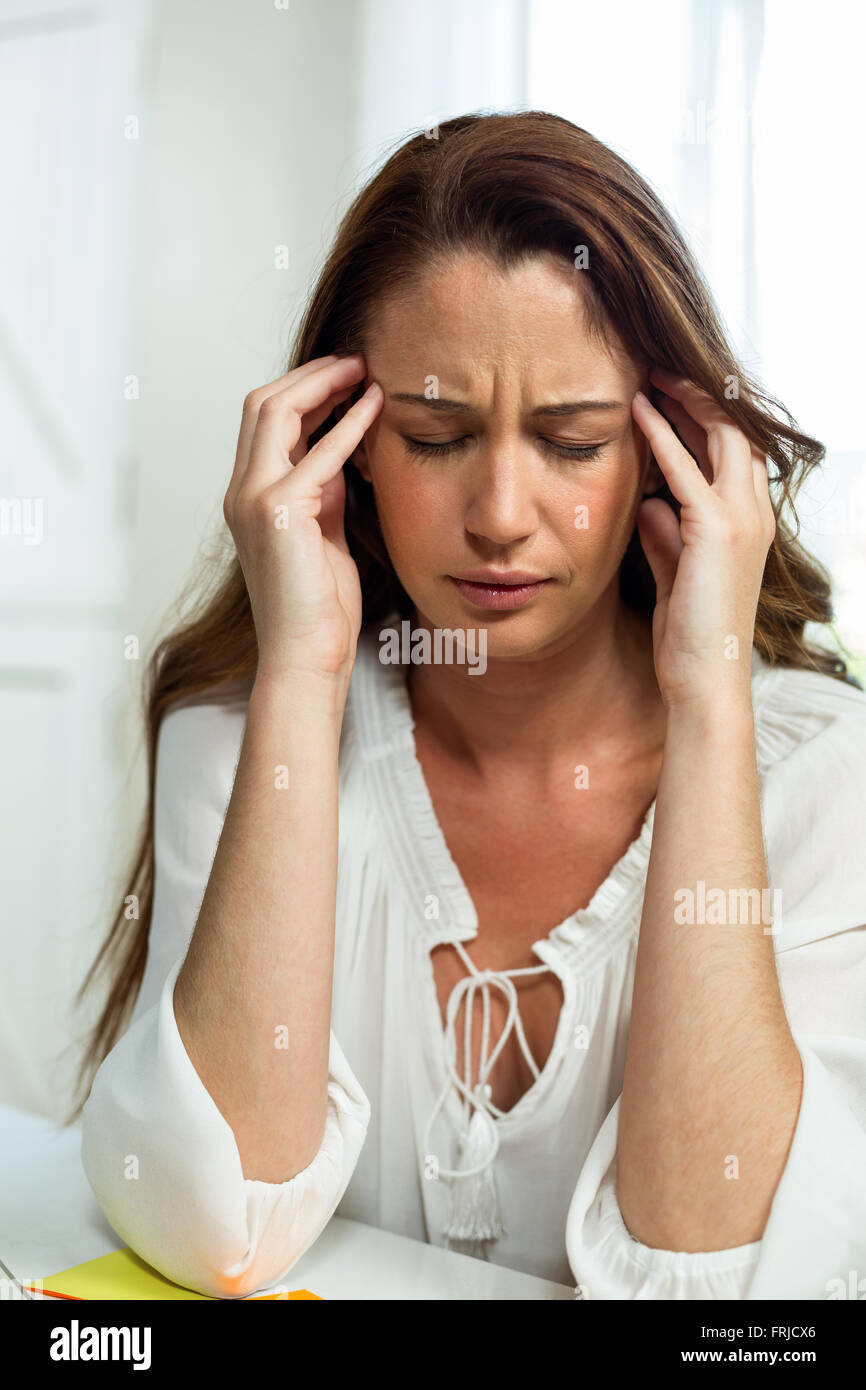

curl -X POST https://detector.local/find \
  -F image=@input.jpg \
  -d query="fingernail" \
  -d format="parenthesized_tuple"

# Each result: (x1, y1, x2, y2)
(633, 390, 649, 406)
(364, 381, 382, 399)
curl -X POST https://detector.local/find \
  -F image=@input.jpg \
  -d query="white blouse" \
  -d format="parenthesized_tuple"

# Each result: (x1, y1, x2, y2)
(81, 623, 866, 1299)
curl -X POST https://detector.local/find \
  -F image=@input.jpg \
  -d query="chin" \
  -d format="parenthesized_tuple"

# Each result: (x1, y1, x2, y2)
(483, 618, 563, 647)
(451, 609, 564, 664)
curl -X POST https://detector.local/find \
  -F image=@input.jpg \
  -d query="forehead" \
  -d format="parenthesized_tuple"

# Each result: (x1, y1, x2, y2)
(363, 251, 634, 391)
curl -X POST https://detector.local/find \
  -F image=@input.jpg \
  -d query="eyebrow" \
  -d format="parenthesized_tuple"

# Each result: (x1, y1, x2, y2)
(387, 392, 625, 417)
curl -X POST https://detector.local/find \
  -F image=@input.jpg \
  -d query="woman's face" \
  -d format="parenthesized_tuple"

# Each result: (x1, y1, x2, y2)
(353, 251, 661, 658)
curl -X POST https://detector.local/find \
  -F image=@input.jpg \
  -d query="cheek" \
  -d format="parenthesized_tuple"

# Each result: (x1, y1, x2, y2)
(368, 450, 453, 562)
(553, 461, 642, 569)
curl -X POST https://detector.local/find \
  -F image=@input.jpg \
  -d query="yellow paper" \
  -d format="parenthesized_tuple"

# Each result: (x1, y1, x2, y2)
(24, 1247, 320, 1300)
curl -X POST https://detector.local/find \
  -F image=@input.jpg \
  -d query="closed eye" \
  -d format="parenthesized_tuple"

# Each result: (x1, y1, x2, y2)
(402, 436, 607, 461)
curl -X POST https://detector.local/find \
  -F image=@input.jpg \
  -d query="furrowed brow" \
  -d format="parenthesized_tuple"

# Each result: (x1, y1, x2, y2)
(388, 392, 474, 413)
(530, 400, 624, 417)
(387, 392, 624, 416)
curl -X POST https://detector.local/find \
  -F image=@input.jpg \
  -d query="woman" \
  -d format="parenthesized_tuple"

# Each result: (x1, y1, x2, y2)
(72, 112, 866, 1299)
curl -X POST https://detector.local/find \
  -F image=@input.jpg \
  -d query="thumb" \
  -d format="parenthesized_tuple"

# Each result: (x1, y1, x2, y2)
(637, 497, 683, 603)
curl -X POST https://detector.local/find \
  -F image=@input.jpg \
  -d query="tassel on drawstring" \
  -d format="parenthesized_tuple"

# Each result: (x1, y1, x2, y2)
(442, 1084, 504, 1254)
(422, 944, 553, 1259)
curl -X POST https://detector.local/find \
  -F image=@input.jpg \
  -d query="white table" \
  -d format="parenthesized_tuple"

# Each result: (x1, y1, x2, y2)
(0, 1103, 575, 1300)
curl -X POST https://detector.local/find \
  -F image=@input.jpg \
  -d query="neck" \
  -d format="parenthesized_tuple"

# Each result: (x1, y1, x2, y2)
(404, 590, 666, 776)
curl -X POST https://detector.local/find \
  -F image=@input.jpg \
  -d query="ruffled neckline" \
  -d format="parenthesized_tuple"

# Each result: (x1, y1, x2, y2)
(348, 615, 836, 971)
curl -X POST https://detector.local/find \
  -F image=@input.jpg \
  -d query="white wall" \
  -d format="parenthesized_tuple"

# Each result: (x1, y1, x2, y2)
(0, 0, 154, 1117)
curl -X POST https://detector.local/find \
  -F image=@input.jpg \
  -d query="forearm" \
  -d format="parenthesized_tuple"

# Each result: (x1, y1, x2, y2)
(174, 671, 346, 1184)
(616, 693, 803, 1251)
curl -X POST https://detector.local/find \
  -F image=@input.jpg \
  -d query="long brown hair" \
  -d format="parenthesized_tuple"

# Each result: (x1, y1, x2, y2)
(66, 109, 853, 1123)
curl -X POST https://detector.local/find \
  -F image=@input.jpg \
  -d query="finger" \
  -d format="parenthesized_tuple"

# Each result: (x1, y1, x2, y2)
(289, 380, 361, 464)
(632, 389, 710, 509)
(752, 453, 776, 539)
(292, 382, 384, 490)
(649, 367, 752, 500)
(318, 467, 355, 554)
(654, 394, 712, 485)
(230, 354, 343, 487)
(226, 354, 363, 512)
(637, 496, 683, 603)
(242, 355, 368, 494)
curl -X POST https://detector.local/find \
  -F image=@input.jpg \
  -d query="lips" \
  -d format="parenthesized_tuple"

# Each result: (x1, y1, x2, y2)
(451, 570, 548, 586)
(448, 574, 551, 611)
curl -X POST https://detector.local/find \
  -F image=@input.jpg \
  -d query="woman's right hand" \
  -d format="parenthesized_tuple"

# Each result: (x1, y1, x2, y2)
(223, 353, 383, 689)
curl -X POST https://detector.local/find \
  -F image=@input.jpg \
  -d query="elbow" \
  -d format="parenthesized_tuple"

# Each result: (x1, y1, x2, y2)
(80, 1060, 372, 1300)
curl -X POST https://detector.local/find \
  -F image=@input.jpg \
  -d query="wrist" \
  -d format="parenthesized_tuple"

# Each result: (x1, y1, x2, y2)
(250, 665, 351, 724)
(664, 684, 755, 739)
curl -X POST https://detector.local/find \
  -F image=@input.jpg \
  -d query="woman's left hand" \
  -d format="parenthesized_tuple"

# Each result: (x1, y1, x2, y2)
(631, 366, 776, 711)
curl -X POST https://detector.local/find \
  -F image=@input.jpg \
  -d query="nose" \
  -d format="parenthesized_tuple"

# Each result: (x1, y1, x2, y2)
(462, 444, 539, 549)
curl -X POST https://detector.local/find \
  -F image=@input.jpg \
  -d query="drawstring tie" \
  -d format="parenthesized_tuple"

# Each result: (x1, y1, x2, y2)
(422, 938, 552, 1258)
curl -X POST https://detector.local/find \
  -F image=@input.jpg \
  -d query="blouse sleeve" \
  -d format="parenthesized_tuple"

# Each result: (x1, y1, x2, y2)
(80, 699, 371, 1299)
(565, 670, 866, 1300)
